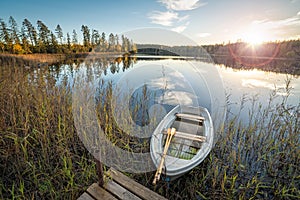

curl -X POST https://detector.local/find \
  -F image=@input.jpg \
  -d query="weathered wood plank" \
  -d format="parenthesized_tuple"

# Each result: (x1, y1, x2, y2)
(104, 179, 142, 200)
(106, 168, 167, 200)
(77, 192, 95, 200)
(87, 183, 118, 200)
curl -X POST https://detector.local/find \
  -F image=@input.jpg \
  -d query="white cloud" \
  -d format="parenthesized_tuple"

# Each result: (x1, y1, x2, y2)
(148, 0, 207, 32)
(178, 15, 190, 22)
(148, 11, 189, 27)
(277, 17, 300, 26)
(250, 13, 300, 39)
(158, 0, 206, 11)
(197, 32, 211, 37)
(172, 21, 190, 33)
(172, 25, 187, 33)
(148, 11, 179, 26)
(253, 14, 300, 28)
(252, 19, 268, 25)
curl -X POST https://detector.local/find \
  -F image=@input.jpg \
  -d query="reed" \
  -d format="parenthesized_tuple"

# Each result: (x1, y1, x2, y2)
(132, 85, 299, 199)
(0, 63, 96, 199)
(0, 60, 299, 199)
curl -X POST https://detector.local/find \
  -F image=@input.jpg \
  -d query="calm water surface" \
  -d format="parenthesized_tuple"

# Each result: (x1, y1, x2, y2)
(53, 58, 300, 126)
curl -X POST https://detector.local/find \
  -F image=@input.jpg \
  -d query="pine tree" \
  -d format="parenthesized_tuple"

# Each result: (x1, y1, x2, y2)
(81, 25, 90, 48)
(55, 24, 63, 44)
(91, 29, 100, 47)
(50, 32, 58, 53)
(8, 16, 20, 45)
(22, 19, 38, 47)
(67, 32, 71, 50)
(121, 35, 130, 52)
(108, 33, 115, 52)
(37, 20, 50, 44)
(0, 19, 12, 52)
(72, 29, 78, 44)
(101, 32, 106, 51)
(20, 26, 30, 53)
(115, 34, 121, 52)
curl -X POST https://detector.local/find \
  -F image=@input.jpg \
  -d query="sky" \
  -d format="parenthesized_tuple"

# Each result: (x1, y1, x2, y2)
(1, 0, 300, 45)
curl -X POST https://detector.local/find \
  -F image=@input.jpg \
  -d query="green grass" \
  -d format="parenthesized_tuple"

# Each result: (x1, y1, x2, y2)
(0, 60, 299, 199)
(133, 90, 299, 199)
(0, 63, 97, 199)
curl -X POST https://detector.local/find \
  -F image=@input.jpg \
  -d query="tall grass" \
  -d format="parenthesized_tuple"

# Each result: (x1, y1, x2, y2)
(0, 63, 96, 199)
(132, 87, 299, 199)
(0, 59, 299, 199)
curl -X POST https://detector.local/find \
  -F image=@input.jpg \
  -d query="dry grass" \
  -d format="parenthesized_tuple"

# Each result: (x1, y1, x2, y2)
(0, 53, 66, 65)
(0, 58, 299, 199)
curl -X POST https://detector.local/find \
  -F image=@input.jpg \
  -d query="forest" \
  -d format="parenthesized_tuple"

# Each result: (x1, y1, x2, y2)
(1, 16, 299, 74)
(137, 39, 300, 75)
(0, 16, 136, 54)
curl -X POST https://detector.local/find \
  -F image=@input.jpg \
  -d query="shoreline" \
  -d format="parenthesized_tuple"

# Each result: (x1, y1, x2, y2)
(0, 52, 126, 65)
(0, 52, 299, 75)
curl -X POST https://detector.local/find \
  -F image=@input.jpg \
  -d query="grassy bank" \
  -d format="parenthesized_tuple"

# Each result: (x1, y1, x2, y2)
(0, 62, 299, 199)
(0, 53, 67, 66)
(0, 52, 125, 68)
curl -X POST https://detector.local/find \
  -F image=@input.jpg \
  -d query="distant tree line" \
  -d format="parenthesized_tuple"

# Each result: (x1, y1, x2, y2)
(202, 40, 300, 59)
(136, 40, 300, 75)
(0, 16, 136, 54)
(137, 39, 300, 60)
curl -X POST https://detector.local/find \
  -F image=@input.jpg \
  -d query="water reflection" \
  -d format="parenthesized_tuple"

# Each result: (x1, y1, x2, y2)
(110, 61, 212, 138)
(219, 66, 299, 122)
(27, 56, 299, 126)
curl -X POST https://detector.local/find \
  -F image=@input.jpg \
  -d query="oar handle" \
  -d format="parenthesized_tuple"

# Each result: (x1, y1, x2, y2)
(152, 155, 166, 185)
(153, 128, 176, 185)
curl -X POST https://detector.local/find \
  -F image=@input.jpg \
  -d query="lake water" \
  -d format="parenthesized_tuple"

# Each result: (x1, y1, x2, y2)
(53, 57, 299, 131)
(219, 65, 299, 122)
(3, 56, 297, 173)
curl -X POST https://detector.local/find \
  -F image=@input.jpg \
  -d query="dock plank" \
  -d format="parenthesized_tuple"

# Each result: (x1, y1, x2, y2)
(77, 192, 95, 200)
(87, 183, 118, 200)
(78, 168, 167, 200)
(104, 180, 141, 200)
(106, 168, 167, 200)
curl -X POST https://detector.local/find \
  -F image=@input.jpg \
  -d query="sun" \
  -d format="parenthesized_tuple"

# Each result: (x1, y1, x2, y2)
(243, 31, 266, 45)
(244, 32, 264, 45)
(241, 27, 268, 45)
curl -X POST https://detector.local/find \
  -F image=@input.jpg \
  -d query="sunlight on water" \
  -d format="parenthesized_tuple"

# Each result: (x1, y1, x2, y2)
(242, 79, 279, 90)
(219, 65, 300, 122)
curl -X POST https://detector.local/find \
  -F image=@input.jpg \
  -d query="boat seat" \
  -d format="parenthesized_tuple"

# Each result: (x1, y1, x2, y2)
(162, 130, 206, 142)
(176, 113, 205, 122)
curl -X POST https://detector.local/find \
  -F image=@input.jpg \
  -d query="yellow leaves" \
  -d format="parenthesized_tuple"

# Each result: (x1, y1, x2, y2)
(13, 43, 24, 54)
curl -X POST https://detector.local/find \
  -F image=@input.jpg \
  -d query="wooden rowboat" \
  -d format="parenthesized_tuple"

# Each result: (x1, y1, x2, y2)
(150, 105, 213, 181)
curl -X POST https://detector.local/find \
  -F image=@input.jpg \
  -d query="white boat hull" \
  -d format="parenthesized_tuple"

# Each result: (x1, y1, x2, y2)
(150, 105, 214, 179)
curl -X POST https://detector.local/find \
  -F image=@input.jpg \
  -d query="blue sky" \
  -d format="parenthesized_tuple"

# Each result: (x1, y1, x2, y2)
(1, 0, 300, 45)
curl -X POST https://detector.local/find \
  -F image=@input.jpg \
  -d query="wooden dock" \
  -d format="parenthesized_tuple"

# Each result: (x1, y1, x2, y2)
(78, 168, 167, 200)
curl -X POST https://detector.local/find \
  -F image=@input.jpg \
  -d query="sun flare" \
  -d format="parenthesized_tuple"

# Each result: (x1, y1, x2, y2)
(244, 32, 264, 45)
(242, 27, 269, 45)
(243, 31, 266, 45)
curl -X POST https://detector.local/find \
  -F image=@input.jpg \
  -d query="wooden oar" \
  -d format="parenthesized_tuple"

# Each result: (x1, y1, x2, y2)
(152, 128, 176, 185)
